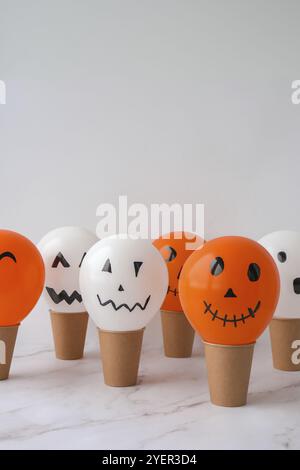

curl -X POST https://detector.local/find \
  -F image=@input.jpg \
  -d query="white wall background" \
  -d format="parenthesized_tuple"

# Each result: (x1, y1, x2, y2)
(1, 0, 300, 354)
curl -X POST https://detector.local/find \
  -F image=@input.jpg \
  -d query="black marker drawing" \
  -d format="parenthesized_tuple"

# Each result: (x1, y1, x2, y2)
(0, 251, 17, 263)
(97, 294, 151, 312)
(46, 287, 82, 305)
(52, 252, 70, 268)
(203, 300, 261, 327)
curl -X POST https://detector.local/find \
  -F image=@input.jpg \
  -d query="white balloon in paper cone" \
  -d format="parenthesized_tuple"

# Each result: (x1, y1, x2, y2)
(259, 230, 300, 371)
(38, 226, 98, 360)
(80, 235, 168, 386)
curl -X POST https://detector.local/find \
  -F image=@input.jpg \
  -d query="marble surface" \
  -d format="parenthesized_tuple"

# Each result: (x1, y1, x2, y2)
(0, 337, 300, 450)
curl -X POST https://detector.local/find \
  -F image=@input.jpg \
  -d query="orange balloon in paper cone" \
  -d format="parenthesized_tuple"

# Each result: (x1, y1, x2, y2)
(153, 231, 204, 358)
(154, 232, 204, 312)
(179, 236, 279, 345)
(0, 230, 45, 380)
(179, 236, 279, 406)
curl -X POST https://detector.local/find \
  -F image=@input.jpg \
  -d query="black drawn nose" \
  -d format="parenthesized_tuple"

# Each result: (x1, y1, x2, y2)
(293, 278, 300, 294)
(118, 284, 124, 292)
(224, 288, 237, 298)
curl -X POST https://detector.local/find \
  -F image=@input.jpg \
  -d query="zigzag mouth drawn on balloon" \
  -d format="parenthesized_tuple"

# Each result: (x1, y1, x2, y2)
(203, 300, 261, 327)
(167, 286, 177, 296)
(46, 287, 82, 305)
(97, 294, 151, 312)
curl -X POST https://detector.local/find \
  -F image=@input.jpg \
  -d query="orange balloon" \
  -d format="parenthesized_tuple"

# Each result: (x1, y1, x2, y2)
(179, 236, 279, 345)
(153, 232, 204, 312)
(0, 230, 45, 326)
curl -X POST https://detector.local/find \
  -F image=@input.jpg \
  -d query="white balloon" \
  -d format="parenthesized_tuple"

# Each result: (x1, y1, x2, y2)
(38, 227, 98, 313)
(259, 231, 300, 318)
(80, 236, 168, 331)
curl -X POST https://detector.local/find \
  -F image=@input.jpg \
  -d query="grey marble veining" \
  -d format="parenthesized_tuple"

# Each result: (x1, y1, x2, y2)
(0, 340, 300, 450)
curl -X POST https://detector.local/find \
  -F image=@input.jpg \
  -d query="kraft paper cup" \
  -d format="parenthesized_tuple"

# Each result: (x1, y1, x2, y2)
(204, 341, 255, 407)
(50, 311, 89, 360)
(269, 317, 300, 371)
(98, 328, 144, 387)
(0, 325, 19, 380)
(161, 310, 195, 358)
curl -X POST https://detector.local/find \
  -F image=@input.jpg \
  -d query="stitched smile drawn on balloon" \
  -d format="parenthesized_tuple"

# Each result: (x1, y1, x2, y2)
(166, 265, 183, 297)
(46, 287, 82, 305)
(203, 299, 261, 327)
(97, 293, 151, 312)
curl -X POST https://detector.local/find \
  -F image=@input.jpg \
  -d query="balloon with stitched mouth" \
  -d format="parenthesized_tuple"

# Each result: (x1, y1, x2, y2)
(179, 236, 279, 407)
(0, 230, 45, 380)
(153, 231, 204, 358)
(80, 235, 168, 386)
(259, 231, 300, 371)
(38, 227, 98, 360)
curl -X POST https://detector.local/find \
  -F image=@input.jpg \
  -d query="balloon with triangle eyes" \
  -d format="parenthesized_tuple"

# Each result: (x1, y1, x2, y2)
(38, 227, 98, 360)
(80, 235, 168, 387)
(179, 236, 280, 407)
(153, 232, 204, 358)
(0, 230, 45, 380)
(259, 231, 300, 371)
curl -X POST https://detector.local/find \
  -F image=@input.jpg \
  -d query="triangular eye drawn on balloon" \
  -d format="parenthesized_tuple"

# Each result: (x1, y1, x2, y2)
(52, 252, 70, 268)
(134, 261, 143, 277)
(102, 258, 112, 273)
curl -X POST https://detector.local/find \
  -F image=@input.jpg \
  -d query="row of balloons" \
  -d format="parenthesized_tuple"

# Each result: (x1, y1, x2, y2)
(0, 227, 298, 407)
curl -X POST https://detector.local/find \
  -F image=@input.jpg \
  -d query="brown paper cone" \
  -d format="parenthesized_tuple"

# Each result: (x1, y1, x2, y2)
(98, 328, 144, 387)
(0, 325, 19, 380)
(269, 317, 300, 371)
(204, 342, 254, 407)
(50, 311, 88, 360)
(161, 310, 195, 358)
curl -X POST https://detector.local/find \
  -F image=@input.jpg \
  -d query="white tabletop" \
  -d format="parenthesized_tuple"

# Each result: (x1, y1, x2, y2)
(0, 338, 299, 450)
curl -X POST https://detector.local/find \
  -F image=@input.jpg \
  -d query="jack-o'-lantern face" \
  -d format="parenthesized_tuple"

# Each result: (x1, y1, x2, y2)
(153, 232, 204, 312)
(179, 236, 280, 345)
(0, 230, 45, 326)
(38, 227, 98, 313)
(80, 236, 168, 332)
